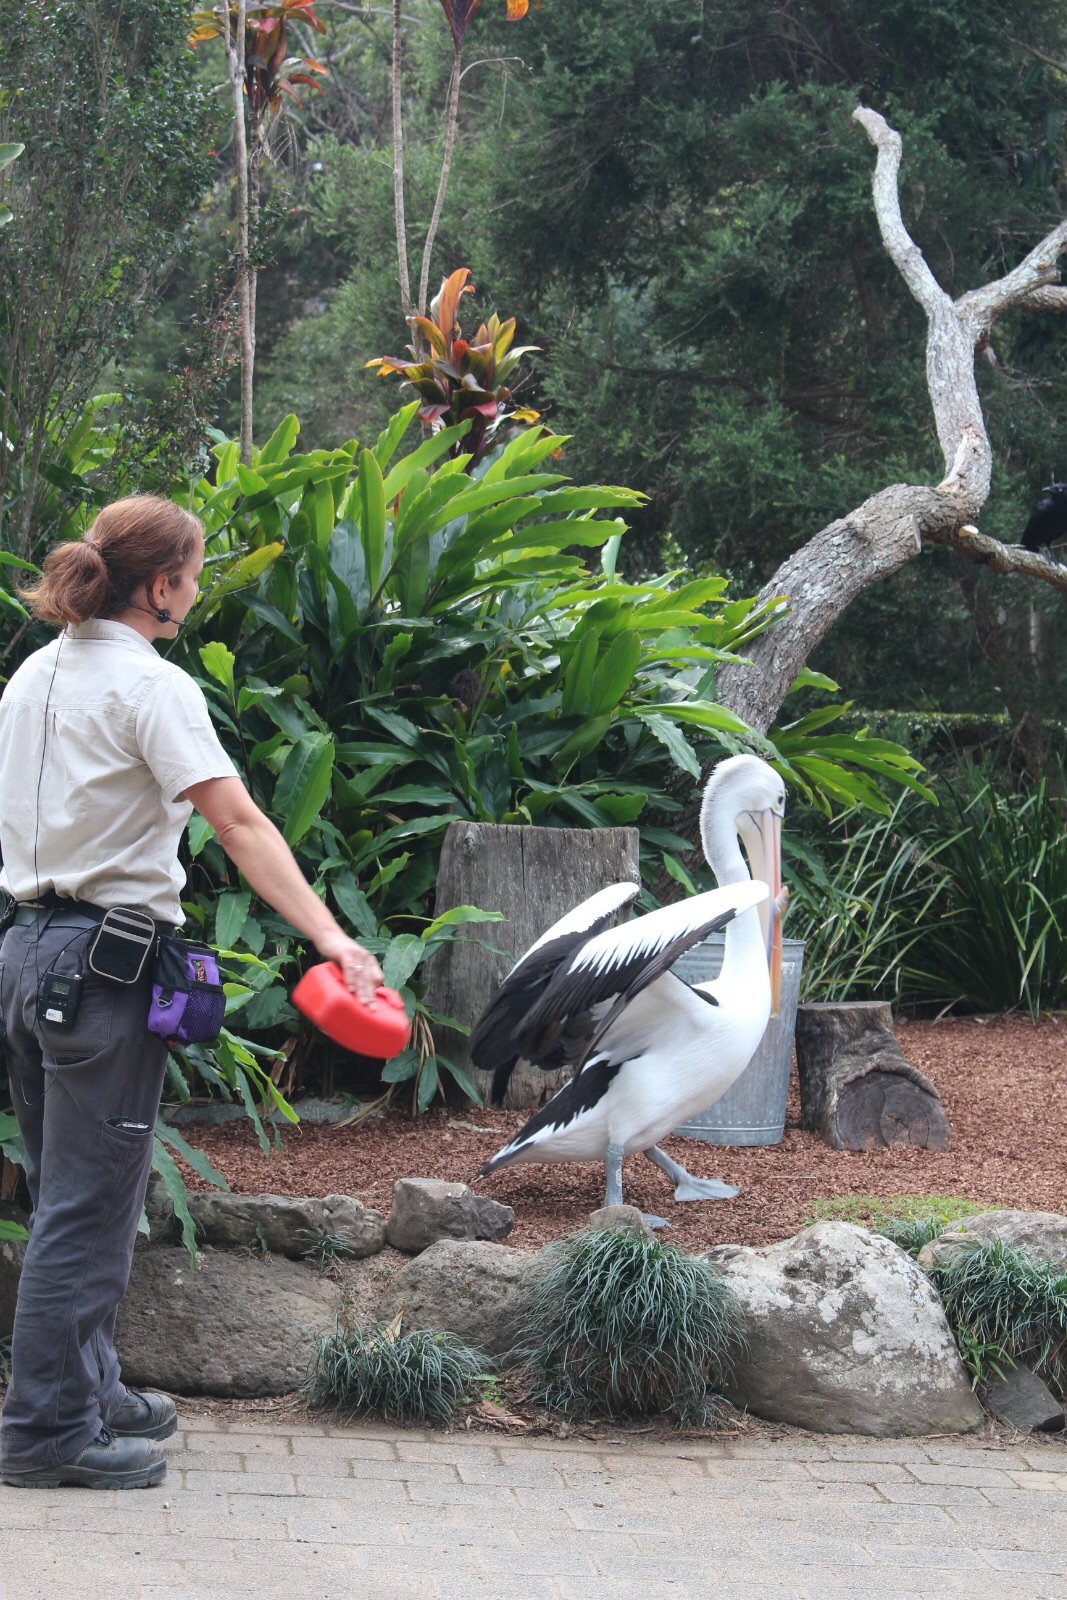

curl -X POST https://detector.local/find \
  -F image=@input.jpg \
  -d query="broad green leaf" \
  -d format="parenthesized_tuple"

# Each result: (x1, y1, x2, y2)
(0, 1218, 28, 1242)
(416, 1056, 440, 1111)
(380, 421, 471, 501)
(562, 628, 598, 715)
(437, 1054, 484, 1106)
(151, 1137, 198, 1260)
(787, 667, 841, 695)
(662, 852, 698, 895)
(372, 400, 419, 470)
(637, 712, 702, 778)
(333, 871, 378, 938)
(257, 414, 299, 465)
(553, 714, 614, 767)
(198, 642, 236, 699)
(358, 448, 387, 589)
(155, 1123, 230, 1192)
(588, 631, 641, 717)
(381, 933, 428, 990)
(327, 522, 370, 616)
(275, 733, 336, 845)
(187, 816, 216, 857)
(422, 904, 506, 940)
(308, 475, 335, 550)
(656, 701, 754, 737)
(381, 1047, 420, 1083)
(216, 890, 251, 950)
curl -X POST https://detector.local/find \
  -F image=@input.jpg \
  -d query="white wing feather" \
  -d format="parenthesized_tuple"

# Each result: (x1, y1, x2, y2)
(567, 879, 767, 981)
(516, 880, 641, 970)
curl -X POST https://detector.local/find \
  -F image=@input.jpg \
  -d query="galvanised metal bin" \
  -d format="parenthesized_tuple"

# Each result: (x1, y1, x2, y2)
(671, 935, 805, 1146)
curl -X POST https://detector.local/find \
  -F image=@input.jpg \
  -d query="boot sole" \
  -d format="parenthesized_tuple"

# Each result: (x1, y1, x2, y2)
(2, 1458, 166, 1490)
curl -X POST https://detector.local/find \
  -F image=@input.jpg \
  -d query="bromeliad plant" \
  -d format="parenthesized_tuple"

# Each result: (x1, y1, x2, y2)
(368, 269, 540, 470)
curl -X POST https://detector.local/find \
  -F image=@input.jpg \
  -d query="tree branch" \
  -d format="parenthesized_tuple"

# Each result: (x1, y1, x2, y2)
(925, 524, 1067, 595)
(714, 106, 1067, 737)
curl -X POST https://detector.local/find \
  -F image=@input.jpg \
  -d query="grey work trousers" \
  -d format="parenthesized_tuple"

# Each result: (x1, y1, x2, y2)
(0, 915, 167, 1469)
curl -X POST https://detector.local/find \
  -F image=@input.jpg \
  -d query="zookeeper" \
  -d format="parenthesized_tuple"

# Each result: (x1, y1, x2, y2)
(0, 495, 383, 1490)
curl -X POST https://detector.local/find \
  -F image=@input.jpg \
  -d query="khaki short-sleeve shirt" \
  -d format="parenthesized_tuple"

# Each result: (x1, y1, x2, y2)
(0, 620, 237, 923)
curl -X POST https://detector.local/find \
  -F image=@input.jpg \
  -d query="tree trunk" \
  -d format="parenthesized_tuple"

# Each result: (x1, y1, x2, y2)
(225, 0, 255, 468)
(794, 1001, 950, 1151)
(391, 0, 413, 319)
(424, 821, 640, 1107)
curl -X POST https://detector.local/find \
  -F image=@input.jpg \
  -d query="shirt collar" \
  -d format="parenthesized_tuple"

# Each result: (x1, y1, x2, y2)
(65, 619, 161, 656)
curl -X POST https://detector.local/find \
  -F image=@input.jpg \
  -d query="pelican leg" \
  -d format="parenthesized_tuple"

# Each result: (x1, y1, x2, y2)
(604, 1142, 669, 1228)
(643, 1145, 739, 1202)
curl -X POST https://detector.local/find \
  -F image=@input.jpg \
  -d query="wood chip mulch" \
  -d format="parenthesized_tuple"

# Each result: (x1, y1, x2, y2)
(178, 1017, 1066, 1252)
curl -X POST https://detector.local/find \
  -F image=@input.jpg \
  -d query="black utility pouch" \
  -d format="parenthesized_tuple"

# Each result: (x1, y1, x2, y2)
(87, 908, 157, 985)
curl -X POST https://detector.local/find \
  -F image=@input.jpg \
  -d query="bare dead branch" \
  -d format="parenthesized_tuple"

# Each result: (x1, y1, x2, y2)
(714, 107, 1067, 737)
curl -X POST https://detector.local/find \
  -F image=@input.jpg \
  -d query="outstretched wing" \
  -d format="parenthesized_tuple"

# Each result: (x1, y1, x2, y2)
(514, 879, 769, 1073)
(470, 881, 640, 1103)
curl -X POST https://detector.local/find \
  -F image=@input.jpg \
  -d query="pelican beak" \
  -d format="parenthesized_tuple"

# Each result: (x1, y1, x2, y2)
(749, 808, 784, 1015)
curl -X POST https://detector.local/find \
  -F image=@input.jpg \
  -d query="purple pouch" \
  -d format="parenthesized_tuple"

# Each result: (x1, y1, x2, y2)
(148, 936, 226, 1044)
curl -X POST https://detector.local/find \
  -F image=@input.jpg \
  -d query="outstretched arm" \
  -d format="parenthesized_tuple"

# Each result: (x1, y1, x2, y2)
(182, 775, 383, 1004)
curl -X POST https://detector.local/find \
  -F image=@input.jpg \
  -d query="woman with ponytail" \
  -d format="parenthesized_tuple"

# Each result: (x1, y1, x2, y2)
(0, 497, 382, 1490)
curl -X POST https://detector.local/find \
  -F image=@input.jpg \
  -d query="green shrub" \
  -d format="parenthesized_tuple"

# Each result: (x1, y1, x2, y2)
(926, 1239, 1067, 1397)
(514, 1226, 745, 1427)
(903, 758, 1067, 1018)
(304, 1320, 486, 1423)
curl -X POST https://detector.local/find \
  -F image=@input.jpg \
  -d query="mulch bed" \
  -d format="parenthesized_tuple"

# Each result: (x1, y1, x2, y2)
(179, 1017, 1067, 1252)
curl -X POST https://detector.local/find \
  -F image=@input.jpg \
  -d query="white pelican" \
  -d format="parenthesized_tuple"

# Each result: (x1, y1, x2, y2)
(473, 754, 787, 1222)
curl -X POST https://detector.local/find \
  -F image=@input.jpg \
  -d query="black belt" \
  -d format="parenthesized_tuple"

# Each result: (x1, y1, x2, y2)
(9, 897, 175, 935)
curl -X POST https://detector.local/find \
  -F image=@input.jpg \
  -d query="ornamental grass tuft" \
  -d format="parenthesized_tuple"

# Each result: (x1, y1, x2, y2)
(304, 1320, 486, 1424)
(514, 1225, 745, 1427)
(925, 1239, 1067, 1397)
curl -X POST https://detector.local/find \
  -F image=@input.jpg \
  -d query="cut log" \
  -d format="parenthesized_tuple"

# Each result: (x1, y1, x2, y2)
(424, 821, 640, 1108)
(794, 1001, 950, 1152)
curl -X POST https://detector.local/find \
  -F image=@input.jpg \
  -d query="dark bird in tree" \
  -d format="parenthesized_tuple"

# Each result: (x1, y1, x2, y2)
(1020, 483, 1067, 560)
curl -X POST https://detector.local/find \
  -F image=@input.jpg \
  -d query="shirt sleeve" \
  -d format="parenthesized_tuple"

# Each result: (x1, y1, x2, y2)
(135, 668, 239, 803)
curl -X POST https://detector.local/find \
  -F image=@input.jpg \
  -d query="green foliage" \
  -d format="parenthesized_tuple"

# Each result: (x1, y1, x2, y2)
(0, 0, 217, 559)
(926, 1240, 1067, 1397)
(0, 1334, 11, 1383)
(304, 1319, 486, 1422)
(789, 754, 1067, 1015)
(0, 1217, 27, 1243)
(903, 760, 1067, 1018)
(806, 1195, 988, 1256)
(514, 1226, 745, 1426)
(785, 794, 952, 1003)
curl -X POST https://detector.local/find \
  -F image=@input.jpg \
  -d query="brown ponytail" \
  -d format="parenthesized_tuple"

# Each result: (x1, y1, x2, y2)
(21, 496, 205, 628)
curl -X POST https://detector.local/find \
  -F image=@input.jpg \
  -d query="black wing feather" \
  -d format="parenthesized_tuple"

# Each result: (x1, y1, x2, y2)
(470, 908, 631, 1104)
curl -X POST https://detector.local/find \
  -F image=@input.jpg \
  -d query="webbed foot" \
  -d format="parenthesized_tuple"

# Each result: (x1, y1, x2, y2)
(672, 1175, 739, 1202)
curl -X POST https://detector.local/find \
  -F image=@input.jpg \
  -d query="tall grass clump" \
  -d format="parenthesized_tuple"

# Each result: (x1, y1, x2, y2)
(785, 793, 952, 1003)
(904, 759, 1067, 1018)
(515, 1226, 745, 1427)
(926, 1240, 1067, 1396)
(304, 1321, 485, 1423)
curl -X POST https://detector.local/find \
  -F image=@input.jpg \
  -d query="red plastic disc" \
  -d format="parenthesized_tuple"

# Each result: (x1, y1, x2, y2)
(291, 963, 411, 1058)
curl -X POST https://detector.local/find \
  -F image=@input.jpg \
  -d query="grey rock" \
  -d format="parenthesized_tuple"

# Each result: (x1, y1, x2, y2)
(705, 1222, 984, 1436)
(162, 1096, 383, 1127)
(115, 1248, 342, 1397)
(919, 1209, 1067, 1273)
(384, 1177, 514, 1254)
(587, 1204, 655, 1238)
(978, 1363, 1065, 1433)
(183, 1191, 385, 1260)
(379, 1239, 545, 1356)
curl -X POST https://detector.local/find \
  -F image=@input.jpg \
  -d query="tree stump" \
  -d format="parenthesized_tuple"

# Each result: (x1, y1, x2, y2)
(794, 1001, 950, 1151)
(424, 822, 640, 1108)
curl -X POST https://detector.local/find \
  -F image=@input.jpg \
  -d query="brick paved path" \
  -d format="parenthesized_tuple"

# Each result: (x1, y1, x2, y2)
(1, 1418, 1065, 1600)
